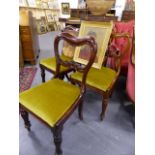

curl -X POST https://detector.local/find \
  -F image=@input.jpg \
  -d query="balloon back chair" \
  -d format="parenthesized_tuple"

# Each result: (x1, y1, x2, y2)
(39, 25, 79, 82)
(110, 20, 135, 76)
(19, 32, 97, 155)
(70, 33, 131, 120)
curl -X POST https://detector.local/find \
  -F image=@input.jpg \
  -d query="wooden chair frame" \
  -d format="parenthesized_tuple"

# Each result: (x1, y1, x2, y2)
(40, 25, 79, 82)
(70, 32, 131, 120)
(20, 32, 97, 155)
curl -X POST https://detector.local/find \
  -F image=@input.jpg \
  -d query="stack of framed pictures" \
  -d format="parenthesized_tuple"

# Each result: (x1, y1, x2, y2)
(45, 10, 57, 31)
(35, 16, 47, 34)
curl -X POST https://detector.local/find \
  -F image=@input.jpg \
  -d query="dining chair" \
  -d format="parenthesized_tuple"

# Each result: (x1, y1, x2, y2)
(70, 33, 131, 120)
(39, 25, 79, 82)
(19, 32, 97, 155)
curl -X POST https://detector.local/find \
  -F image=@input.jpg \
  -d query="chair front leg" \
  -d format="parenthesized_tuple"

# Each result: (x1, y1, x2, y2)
(40, 66, 45, 82)
(51, 125, 63, 155)
(100, 95, 109, 121)
(20, 109, 31, 131)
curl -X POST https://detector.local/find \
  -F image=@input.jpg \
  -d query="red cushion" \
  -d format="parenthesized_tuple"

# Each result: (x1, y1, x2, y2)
(126, 60, 135, 103)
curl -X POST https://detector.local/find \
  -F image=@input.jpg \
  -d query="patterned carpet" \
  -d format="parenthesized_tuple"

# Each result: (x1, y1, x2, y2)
(19, 67, 37, 92)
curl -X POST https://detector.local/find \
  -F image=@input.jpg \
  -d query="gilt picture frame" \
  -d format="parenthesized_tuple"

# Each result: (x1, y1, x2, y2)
(35, 17, 47, 34)
(73, 20, 113, 69)
(45, 10, 54, 23)
(61, 2, 70, 15)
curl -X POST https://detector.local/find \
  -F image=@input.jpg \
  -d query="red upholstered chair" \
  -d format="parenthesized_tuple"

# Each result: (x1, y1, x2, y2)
(109, 20, 135, 76)
(126, 31, 135, 103)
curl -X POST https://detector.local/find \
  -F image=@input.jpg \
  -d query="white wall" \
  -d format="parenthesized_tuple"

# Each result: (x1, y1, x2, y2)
(114, 0, 126, 21)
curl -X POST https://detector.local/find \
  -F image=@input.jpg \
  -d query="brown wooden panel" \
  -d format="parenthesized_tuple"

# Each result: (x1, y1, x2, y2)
(20, 34, 32, 41)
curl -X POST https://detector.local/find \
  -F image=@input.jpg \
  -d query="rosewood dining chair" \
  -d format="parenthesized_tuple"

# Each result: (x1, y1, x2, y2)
(39, 25, 79, 82)
(70, 33, 131, 120)
(19, 32, 97, 155)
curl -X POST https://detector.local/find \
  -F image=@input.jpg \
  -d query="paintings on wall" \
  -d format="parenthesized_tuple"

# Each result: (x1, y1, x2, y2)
(61, 3, 70, 15)
(35, 17, 47, 34)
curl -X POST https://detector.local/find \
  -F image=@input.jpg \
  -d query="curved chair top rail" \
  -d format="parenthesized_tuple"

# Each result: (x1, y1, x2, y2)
(62, 25, 79, 32)
(54, 32, 97, 92)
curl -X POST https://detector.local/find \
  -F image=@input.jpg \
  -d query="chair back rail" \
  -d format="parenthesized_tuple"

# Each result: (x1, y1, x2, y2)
(62, 25, 79, 32)
(54, 32, 97, 93)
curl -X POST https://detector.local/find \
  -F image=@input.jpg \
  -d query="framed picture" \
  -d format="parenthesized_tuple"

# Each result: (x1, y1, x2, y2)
(61, 2, 70, 15)
(35, 17, 47, 34)
(45, 10, 54, 22)
(73, 21, 113, 69)
(42, 2, 49, 9)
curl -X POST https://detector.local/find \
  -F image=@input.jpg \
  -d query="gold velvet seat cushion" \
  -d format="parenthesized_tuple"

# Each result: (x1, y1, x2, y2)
(19, 79, 80, 127)
(71, 67, 117, 92)
(40, 54, 72, 72)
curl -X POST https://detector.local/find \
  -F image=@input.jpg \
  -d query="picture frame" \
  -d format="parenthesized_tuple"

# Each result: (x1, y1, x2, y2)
(35, 17, 47, 34)
(45, 10, 54, 23)
(73, 20, 113, 69)
(61, 2, 70, 15)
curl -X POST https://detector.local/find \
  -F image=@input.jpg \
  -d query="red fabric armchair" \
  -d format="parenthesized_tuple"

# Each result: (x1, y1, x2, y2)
(126, 31, 135, 103)
(109, 20, 135, 76)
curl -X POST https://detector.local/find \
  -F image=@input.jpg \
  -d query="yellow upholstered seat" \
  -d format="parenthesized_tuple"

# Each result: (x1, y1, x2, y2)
(19, 79, 80, 127)
(71, 67, 117, 92)
(40, 54, 72, 72)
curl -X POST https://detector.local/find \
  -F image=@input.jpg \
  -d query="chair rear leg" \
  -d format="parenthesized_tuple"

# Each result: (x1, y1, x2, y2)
(51, 125, 63, 155)
(40, 66, 45, 82)
(100, 95, 109, 121)
(20, 109, 31, 131)
(59, 74, 64, 80)
(78, 98, 84, 120)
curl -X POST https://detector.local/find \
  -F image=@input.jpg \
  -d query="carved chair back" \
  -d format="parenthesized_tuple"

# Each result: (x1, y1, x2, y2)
(54, 32, 97, 93)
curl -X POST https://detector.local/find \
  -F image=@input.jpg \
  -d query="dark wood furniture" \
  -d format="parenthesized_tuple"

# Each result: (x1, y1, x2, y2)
(19, 32, 97, 155)
(81, 14, 118, 22)
(70, 8, 116, 19)
(121, 10, 135, 21)
(19, 11, 40, 65)
(59, 8, 118, 28)
(59, 15, 118, 28)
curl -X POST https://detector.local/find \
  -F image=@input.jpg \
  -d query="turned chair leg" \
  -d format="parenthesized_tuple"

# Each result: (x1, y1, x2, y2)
(51, 125, 63, 155)
(100, 96, 109, 121)
(20, 109, 31, 131)
(78, 98, 84, 120)
(40, 66, 45, 83)
(65, 74, 70, 81)
(59, 74, 64, 80)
